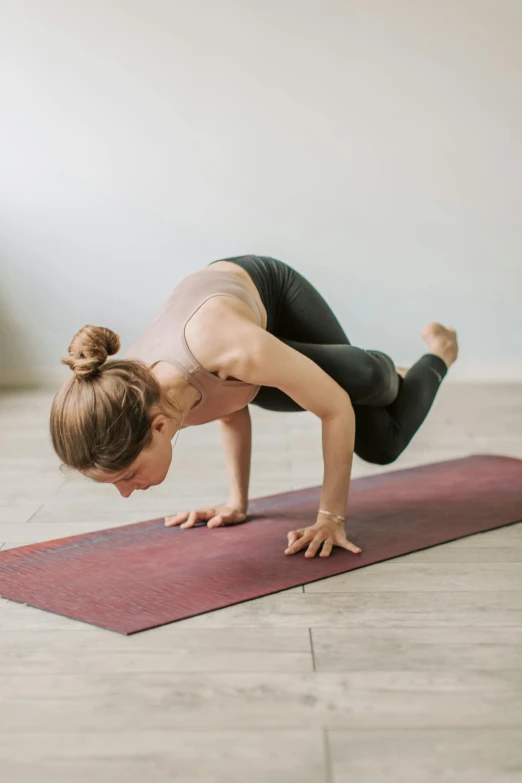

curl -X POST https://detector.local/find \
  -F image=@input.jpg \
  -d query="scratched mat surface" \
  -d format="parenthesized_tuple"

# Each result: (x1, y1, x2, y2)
(1, 455, 522, 634)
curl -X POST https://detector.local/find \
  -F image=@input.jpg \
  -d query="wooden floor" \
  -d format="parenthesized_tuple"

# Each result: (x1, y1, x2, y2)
(1, 383, 521, 782)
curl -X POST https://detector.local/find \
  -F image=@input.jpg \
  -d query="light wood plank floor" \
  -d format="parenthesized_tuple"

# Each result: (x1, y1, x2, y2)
(1, 383, 521, 783)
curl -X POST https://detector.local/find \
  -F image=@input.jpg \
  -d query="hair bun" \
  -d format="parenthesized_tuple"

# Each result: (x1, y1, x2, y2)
(62, 325, 121, 380)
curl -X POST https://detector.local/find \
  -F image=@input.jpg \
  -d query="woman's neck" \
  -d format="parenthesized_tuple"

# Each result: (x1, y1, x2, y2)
(151, 361, 201, 426)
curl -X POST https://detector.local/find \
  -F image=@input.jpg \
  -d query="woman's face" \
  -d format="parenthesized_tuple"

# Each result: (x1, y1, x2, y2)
(85, 414, 176, 497)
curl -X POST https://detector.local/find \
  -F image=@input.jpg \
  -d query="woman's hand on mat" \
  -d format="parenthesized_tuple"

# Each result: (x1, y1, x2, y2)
(285, 517, 362, 558)
(164, 505, 247, 529)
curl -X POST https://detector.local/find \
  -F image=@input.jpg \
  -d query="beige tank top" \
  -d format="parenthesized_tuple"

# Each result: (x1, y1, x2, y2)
(123, 269, 264, 426)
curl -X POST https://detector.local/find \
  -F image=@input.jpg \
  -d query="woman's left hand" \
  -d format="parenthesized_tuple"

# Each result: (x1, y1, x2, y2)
(285, 515, 362, 558)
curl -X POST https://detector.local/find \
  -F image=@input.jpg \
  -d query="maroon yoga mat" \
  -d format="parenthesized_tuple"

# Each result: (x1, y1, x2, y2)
(1, 455, 521, 634)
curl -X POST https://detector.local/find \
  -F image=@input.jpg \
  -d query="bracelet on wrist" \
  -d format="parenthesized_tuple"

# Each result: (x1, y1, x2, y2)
(318, 509, 345, 523)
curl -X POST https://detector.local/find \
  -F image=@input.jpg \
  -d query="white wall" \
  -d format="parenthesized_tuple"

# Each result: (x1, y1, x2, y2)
(1, 0, 521, 386)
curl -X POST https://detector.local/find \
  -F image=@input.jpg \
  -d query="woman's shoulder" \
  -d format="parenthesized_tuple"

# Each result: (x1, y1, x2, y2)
(184, 295, 259, 375)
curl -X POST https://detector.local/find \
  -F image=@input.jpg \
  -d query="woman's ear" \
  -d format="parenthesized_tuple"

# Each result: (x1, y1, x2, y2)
(151, 414, 168, 434)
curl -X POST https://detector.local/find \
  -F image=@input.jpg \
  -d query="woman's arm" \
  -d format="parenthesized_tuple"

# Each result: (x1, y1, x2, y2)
(319, 408, 355, 519)
(218, 405, 252, 512)
(222, 323, 361, 557)
(165, 406, 251, 530)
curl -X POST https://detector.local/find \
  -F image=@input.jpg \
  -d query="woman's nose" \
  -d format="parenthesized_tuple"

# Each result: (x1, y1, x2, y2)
(117, 486, 134, 498)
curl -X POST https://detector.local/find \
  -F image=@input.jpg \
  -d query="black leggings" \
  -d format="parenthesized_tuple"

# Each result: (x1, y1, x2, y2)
(209, 255, 448, 465)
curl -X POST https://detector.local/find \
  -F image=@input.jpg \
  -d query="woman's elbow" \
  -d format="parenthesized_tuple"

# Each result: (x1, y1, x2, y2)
(319, 391, 354, 423)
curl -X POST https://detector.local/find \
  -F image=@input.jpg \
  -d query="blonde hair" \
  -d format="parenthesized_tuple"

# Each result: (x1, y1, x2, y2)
(50, 325, 179, 474)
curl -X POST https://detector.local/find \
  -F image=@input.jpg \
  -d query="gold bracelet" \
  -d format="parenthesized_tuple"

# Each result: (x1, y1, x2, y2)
(318, 509, 345, 523)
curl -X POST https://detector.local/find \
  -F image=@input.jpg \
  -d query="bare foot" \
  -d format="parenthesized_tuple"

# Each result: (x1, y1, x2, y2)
(395, 366, 409, 378)
(420, 322, 458, 368)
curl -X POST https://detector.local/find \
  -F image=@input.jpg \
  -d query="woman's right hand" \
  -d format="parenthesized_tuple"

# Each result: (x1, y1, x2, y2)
(164, 504, 247, 529)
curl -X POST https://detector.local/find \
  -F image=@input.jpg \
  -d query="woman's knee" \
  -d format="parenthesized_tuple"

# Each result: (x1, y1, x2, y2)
(356, 351, 399, 407)
(372, 445, 401, 465)
(251, 386, 305, 413)
(355, 439, 403, 466)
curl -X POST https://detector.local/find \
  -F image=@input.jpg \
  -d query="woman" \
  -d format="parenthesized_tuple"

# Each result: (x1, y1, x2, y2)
(50, 255, 458, 559)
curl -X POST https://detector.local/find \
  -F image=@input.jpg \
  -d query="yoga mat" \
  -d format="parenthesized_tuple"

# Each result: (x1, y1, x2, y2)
(1, 454, 521, 635)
